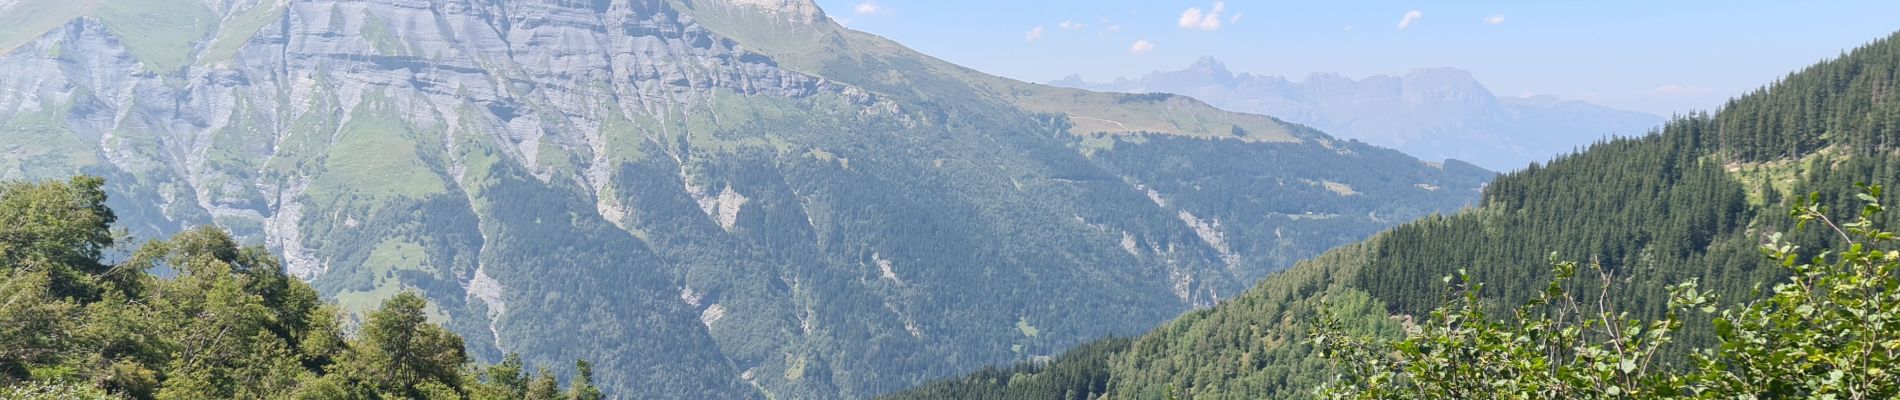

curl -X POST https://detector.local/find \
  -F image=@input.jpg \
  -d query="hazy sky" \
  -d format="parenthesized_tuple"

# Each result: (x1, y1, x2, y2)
(813, 1, 1900, 116)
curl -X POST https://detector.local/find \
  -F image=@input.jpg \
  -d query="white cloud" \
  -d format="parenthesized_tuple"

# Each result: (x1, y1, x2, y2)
(1199, 14, 1222, 30)
(853, 1, 880, 15)
(1179, 7, 1204, 28)
(1100, 24, 1124, 37)
(1026, 26, 1045, 42)
(1398, 10, 1422, 30)
(1484, 14, 1506, 25)
(1178, 2, 1226, 31)
(1230, 13, 1243, 24)
(1058, 20, 1086, 30)
(1129, 40, 1155, 55)
(1647, 84, 1714, 96)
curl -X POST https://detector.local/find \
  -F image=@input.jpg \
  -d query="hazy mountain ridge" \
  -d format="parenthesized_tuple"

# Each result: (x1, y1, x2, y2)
(891, 30, 1900, 400)
(0, 0, 1488, 397)
(1051, 57, 1666, 170)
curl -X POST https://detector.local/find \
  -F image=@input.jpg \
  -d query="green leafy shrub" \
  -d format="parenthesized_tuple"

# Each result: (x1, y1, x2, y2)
(0, 177, 603, 399)
(1314, 185, 1900, 399)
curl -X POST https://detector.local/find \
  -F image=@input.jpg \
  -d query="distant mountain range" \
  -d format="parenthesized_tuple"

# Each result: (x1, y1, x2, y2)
(893, 28, 1900, 400)
(1050, 57, 1665, 171)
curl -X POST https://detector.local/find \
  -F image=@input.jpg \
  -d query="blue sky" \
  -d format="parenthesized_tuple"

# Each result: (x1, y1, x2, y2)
(813, 1, 1900, 116)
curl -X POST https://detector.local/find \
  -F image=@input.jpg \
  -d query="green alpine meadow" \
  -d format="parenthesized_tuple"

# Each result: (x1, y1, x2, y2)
(3, 1, 1894, 399)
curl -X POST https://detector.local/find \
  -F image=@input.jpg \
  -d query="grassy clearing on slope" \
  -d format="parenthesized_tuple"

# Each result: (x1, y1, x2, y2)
(198, 0, 286, 66)
(92, 0, 214, 72)
(594, 97, 652, 164)
(0, 98, 97, 180)
(332, 238, 449, 323)
(1007, 88, 1298, 143)
(676, 5, 1305, 145)
(1323, 181, 1358, 196)
(206, 95, 279, 175)
(310, 92, 449, 202)
(1721, 149, 1835, 207)
(1, 0, 214, 73)
(359, 11, 405, 56)
(669, 0, 837, 72)
(1016, 317, 1040, 338)
(699, 89, 806, 150)
(266, 94, 341, 177)
(0, 0, 94, 55)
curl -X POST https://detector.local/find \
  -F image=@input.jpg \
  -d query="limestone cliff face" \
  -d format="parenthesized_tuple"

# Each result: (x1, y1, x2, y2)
(0, 1, 867, 396)
(1, 0, 854, 245)
(0, 0, 1489, 397)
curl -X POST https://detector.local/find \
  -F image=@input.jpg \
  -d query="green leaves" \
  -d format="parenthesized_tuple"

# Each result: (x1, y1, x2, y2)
(1698, 186, 1900, 398)
(0, 177, 117, 300)
(1315, 185, 1900, 399)
(0, 176, 605, 399)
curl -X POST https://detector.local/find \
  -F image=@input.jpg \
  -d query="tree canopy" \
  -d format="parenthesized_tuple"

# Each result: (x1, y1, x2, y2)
(1315, 186, 1900, 399)
(0, 176, 603, 399)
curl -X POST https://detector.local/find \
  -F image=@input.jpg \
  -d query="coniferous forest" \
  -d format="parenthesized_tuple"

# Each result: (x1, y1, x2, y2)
(883, 31, 1900, 400)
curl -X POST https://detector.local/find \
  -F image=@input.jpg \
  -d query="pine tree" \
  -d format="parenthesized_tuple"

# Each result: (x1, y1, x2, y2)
(566, 360, 603, 400)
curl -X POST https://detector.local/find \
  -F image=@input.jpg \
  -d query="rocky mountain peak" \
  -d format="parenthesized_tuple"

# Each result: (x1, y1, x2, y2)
(1142, 55, 1238, 87)
(1399, 67, 1494, 104)
(1401, 67, 1478, 84)
(1187, 56, 1229, 74)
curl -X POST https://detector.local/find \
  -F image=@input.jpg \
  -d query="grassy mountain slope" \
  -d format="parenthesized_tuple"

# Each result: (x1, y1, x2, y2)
(884, 30, 1900, 400)
(677, 0, 1296, 143)
(0, 0, 1487, 397)
(0, 0, 278, 72)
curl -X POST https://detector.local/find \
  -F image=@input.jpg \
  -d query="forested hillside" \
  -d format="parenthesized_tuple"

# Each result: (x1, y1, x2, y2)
(0, 0, 1491, 396)
(0, 177, 602, 399)
(883, 30, 1900, 400)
